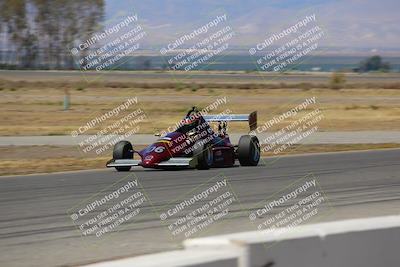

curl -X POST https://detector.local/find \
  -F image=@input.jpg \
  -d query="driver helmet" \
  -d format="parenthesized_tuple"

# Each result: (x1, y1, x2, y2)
(183, 107, 201, 129)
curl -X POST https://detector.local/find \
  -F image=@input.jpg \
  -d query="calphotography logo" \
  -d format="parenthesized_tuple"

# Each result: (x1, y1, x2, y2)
(68, 176, 147, 238)
(158, 175, 238, 238)
(249, 174, 333, 242)
(249, 14, 325, 72)
(156, 96, 229, 137)
(159, 14, 235, 72)
(70, 12, 147, 77)
(251, 97, 325, 157)
(71, 97, 148, 155)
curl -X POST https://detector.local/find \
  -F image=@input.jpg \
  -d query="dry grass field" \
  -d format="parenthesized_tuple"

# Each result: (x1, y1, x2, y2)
(1, 74, 400, 136)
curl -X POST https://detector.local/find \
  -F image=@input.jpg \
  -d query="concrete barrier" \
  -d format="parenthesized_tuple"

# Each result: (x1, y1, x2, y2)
(82, 215, 400, 267)
(185, 215, 400, 267)
(82, 249, 239, 267)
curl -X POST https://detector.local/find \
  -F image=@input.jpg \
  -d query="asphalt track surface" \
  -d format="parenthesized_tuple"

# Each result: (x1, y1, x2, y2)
(1, 149, 399, 267)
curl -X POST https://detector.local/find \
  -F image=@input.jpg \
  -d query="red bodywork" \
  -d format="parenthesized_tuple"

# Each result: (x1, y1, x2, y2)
(138, 132, 186, 168)
(107, 110, 258, 170)
(136, 131, 235, 168)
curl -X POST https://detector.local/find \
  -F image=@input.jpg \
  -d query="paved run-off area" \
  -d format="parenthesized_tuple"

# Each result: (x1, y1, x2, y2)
(1, 131, 400, 146)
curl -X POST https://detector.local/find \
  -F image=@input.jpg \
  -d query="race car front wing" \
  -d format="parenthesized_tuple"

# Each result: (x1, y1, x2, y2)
(106, 157, 197, 168)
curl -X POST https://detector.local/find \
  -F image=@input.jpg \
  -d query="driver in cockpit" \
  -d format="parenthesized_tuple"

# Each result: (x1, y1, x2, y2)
(176, 106, 202, 135)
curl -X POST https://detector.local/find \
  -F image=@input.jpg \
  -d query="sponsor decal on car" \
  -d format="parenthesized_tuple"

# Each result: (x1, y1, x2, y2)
(145, 155, 154, 160)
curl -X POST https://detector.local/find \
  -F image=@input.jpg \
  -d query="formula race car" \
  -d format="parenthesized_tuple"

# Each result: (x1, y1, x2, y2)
(106, 107, 260, 171)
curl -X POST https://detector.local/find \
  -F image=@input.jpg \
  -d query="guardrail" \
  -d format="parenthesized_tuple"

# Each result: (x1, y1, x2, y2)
(83, 215, 400, 267)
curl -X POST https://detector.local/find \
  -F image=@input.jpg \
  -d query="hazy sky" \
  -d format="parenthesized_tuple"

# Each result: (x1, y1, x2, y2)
(105, 0, 399, 49)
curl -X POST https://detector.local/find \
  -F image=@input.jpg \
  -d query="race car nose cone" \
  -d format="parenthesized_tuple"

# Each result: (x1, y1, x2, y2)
(141, 154, 156, 167)
(141, 150, 171, 168)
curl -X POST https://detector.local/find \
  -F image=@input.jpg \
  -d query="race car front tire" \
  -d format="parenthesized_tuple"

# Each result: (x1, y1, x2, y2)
(194, 141, 213, 170)
(113, 140, 133, 171)
(238, 135, 260, 166)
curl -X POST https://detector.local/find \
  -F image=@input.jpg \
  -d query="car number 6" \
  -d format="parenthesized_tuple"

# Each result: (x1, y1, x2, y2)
(154, 146, 165, 153)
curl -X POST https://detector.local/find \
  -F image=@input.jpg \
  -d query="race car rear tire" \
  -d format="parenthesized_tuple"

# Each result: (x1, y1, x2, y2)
(194, 141, 213, 170)
(238, 135, 260, 166)
(113, 140, 133, 171)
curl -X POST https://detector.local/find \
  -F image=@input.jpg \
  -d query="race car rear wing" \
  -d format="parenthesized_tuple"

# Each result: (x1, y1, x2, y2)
(203, 111, 257, 131)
